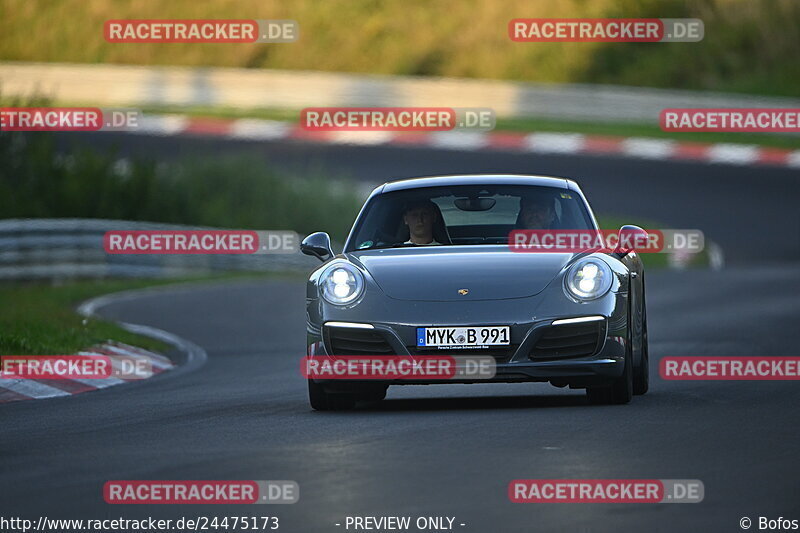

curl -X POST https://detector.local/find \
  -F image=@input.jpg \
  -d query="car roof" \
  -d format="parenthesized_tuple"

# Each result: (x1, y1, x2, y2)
(380, 174, 575, 193)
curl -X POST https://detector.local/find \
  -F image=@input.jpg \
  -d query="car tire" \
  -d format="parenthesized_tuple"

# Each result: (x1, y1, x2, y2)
(359, 386, 388, 403)
(633, 281, 649, 395)
(586, 317, 634, 405)
(308, 380, 357, 411)
(585, 385, 610, 405)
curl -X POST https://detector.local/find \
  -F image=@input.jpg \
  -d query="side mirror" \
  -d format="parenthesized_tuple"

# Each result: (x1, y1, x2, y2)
(614, 225, 648, 258)
(301, 232, 334, 261)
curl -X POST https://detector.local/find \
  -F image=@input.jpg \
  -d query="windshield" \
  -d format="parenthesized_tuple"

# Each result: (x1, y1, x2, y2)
(345, 184, 596, 252)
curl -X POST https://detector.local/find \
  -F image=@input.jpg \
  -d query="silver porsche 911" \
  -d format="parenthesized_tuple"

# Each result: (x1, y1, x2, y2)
(301, 175, 649, 410)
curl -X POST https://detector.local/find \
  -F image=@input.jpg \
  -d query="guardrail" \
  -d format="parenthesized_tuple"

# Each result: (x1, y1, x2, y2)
(3, 61, 799, 125)
(0, 219, 318, 280)
(0, 218, 722, 279)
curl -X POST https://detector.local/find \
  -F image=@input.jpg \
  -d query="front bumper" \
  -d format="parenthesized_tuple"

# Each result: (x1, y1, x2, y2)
(306, 263, 630, 389)
(307, 304, 627, 389)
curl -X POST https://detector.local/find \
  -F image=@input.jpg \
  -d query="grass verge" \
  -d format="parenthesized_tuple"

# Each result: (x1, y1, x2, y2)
(1, 0, 798, 97)
(0, 272, 303, 356)
(0, 128, 365, 241)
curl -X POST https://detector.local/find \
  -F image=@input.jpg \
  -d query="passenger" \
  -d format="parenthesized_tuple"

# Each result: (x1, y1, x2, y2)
(518, 194, 557, 230)
(403, 200, 442, 245)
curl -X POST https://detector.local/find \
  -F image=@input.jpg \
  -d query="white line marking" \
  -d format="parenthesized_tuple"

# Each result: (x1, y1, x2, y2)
(428, 131, 488, 150)
(229, 119, 291, 141)
(132, 114, 188, 136)
(101, 344, 172, 369)
(668, 249, 692, 270)
(707, 144, 759, 165)
(69, 355, 128, 387)
(328, 130, 394, 145)
(707, 242, 726, 271)
(78, 286, 208, 378)
(0, 379, 70, 399)
(787, 150, 800, 168)
(525, 133, 585, 154)
(621, 137, 676, 159)
(109, 341, 173, 365)
(103, 354, 154, 379)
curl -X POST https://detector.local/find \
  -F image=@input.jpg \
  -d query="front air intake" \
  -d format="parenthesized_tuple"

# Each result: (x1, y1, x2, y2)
(324, 326, 396, 355)
(529, 320, 605, 360)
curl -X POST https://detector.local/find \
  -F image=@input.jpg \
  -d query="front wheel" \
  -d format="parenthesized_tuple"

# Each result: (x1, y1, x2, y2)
(308, 381, 388, 411)
(633, 285, 649, 395)
(586, 331, 633, 405)
(308, 380, 356, 411)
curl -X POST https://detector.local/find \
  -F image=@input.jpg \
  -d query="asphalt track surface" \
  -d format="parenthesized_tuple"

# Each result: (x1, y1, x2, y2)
(3, 134, 800, 532)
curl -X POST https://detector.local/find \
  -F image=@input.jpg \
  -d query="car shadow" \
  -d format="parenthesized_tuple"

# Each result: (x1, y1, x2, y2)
(357, 393, 592, 412)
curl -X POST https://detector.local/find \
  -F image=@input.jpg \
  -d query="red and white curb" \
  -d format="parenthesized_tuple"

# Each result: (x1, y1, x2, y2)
(133, 114, 800, 169)
(0, 342, 173, 403)
(0, 284, 210, 404)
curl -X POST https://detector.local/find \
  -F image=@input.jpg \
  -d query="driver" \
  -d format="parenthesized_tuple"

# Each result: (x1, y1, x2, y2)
(403, 200, 442, 245)
(518, 194, 557, 230)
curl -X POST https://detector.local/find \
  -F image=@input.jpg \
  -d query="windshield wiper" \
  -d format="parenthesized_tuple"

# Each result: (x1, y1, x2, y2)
(356, 242, 418, 251)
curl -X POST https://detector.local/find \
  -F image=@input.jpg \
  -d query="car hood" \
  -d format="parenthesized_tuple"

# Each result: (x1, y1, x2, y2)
(350, 246, 576, 301)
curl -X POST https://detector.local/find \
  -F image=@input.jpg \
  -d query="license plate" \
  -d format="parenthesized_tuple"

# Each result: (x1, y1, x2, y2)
(416, 326, 510, 348)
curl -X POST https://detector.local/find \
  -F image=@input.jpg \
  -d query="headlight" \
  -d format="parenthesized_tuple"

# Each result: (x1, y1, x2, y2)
(565, 258, 613, 301)
(320, 263, 365, 305)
